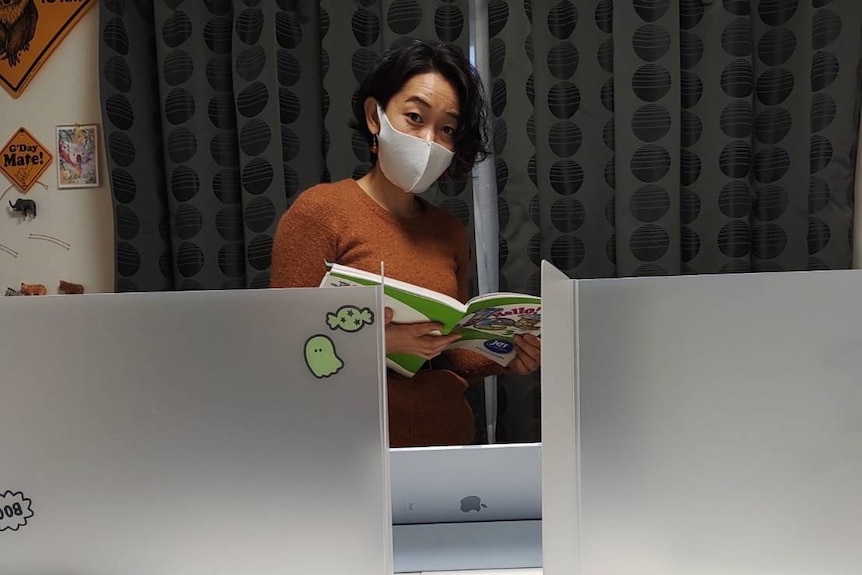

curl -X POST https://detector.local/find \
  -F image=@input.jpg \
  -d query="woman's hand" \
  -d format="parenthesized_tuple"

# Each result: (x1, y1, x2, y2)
(507, 333, 541, 376)
(384, 308, 462, 360)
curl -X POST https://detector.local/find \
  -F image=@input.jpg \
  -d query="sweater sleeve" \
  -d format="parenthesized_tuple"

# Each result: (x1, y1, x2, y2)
(270, 189, 338, 289)
(442, 218, 506, 381)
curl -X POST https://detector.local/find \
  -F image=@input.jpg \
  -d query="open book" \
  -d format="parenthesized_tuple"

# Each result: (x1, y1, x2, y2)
(320, 263, 541, 378)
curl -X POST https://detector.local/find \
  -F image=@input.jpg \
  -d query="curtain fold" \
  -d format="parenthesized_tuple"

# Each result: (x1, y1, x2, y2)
(101, 0, 171, 291)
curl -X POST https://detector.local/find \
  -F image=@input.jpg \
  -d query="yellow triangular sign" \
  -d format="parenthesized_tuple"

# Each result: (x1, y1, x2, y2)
(0, 127, 53, 193)
(0, 0, 97, 99)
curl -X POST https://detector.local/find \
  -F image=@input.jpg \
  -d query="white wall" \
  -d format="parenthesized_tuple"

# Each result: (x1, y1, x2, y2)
(0, 5, 113, 295)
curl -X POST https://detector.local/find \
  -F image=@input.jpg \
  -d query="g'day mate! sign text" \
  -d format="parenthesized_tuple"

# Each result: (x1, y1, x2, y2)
(0, 128, 53, 193)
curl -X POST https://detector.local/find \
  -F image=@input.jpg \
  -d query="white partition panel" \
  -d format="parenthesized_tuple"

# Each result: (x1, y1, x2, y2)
(542, 261, 862, 575)
(0, 287, 391, 575)
(540, 261, 580, 575)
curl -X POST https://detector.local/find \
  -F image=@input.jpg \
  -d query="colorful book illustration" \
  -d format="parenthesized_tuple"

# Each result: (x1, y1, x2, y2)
(320, 263, 542, 378)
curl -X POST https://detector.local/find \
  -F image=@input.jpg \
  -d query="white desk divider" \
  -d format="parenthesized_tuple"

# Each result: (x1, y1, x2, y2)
(0, 286, 392, 575)
(541, 260, 862, 575)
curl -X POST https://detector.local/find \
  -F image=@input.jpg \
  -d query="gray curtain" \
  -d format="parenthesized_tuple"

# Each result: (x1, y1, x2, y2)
(490, 0, 862, 442)
(99, 0, 475, 292)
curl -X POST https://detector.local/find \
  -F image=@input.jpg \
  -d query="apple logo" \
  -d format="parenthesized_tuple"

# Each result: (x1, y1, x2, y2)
(459, 495, 488, 513)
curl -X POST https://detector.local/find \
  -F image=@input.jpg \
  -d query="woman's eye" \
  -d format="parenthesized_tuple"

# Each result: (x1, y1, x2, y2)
(407, 113, 422, 123)
(442, 126, 456, 136)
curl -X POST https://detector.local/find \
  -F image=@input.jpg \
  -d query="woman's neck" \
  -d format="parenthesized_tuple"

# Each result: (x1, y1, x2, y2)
(356, 167, 421, 219)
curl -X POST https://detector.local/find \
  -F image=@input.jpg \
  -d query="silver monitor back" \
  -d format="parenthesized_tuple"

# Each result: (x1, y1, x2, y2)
(390, 443, 542, 573)
(390, 442, 541, 525)
(0, 287, 391, 575)
(543, 263, 862, 574)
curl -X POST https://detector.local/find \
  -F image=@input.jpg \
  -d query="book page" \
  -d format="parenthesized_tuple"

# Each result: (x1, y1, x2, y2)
(447, 298, 542, 366)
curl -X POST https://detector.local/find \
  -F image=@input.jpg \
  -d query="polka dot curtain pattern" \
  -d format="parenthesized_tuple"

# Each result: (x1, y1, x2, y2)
(493, 0, 861, 292)
(99, 0, 472, 292)
(489, 0, 862, 442)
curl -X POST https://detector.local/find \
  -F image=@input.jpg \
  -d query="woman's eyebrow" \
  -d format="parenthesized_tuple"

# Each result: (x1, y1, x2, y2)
(404, 95, 460, 121)
(405, 95, 432, 108)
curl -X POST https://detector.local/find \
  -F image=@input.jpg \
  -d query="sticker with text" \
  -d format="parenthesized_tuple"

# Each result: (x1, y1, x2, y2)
(0, 491, 34, 532)
(326, 305, 375, 333)
(0, 128, 53, 193)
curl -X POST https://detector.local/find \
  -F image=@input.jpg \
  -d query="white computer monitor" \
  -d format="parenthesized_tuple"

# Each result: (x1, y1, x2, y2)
(390, 442, 542, 572)
(0, 287, 391, 575)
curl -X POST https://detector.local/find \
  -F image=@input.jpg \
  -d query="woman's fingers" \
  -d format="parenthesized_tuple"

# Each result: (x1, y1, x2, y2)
(406, 322, 445, 335)
(384, 321, 461, 359)
(416, 333, 461, 358)
(508, 356, 529, 375)
(515, 334, 541, 363)
(508, 334, 541, 374)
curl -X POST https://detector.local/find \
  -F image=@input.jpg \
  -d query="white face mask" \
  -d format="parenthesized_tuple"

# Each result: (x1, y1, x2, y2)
(375, 105, 455, 194)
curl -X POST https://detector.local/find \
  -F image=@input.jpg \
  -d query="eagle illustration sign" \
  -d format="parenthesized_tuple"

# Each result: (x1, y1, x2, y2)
(0, 0, 96, 99)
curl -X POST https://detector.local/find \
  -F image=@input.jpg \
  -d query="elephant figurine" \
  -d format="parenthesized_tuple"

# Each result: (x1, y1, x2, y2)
(8, 198, 36, 219)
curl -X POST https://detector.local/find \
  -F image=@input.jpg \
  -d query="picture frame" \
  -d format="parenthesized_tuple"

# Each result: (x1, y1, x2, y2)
(56, 124, 99, 189)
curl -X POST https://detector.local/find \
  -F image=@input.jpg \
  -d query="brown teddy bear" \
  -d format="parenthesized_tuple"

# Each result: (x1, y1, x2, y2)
(20, 282, 46, 295)
(58, 280, 84, 294)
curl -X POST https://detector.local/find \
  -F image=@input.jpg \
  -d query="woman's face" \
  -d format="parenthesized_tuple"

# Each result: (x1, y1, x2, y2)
(372, 72, 460, 152)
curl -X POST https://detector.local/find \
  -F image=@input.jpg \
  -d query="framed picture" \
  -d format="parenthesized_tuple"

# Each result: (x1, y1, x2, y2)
(56, 124, 99, 188)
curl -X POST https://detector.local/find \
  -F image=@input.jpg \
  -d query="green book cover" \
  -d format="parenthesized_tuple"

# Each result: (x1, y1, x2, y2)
(320, 263, 541, 377)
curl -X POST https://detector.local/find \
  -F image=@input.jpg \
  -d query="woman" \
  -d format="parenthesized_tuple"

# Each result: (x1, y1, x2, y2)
(270, 39, 541, 447)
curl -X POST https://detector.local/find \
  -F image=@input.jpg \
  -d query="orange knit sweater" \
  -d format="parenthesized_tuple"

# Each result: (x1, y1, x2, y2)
(270, 179, 504, 447)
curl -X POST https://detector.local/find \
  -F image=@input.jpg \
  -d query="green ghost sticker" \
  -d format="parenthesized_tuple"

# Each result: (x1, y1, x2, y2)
(326, 305, 375, 333)
(304, 334, 344, 379)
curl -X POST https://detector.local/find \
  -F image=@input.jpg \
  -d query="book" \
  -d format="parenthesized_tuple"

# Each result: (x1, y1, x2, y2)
(319, 263, 542, 378)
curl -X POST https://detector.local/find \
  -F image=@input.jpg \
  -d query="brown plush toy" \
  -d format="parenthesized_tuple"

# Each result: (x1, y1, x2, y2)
(58, 280, 84, 294)
(20, 283, 47, 295)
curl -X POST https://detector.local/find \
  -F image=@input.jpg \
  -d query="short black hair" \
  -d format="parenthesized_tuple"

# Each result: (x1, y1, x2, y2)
(350, 39, 490, 176)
